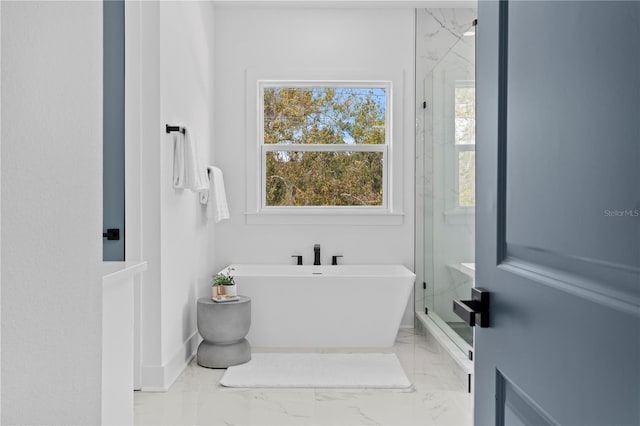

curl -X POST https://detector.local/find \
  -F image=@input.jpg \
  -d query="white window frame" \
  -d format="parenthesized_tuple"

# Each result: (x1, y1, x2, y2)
(244, 69, 405, 226)
(259, 81, 391, 212)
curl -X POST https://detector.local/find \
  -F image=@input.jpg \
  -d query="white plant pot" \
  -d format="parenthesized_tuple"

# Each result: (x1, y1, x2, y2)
(212, 284, 237, 298)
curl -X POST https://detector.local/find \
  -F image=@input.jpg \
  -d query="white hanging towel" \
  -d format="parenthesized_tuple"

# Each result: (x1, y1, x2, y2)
(172, 128, 209, 192)
(200, 166, 230, 222)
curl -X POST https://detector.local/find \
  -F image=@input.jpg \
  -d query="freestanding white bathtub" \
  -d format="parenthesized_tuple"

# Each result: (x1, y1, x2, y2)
(221, 264, 415, 348)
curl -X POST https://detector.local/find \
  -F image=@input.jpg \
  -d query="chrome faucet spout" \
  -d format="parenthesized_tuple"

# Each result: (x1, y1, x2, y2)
(313, 244, 321, 265)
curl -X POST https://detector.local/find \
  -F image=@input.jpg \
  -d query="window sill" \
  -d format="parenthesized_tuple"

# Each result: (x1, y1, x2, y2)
(245, 211, 404, 225)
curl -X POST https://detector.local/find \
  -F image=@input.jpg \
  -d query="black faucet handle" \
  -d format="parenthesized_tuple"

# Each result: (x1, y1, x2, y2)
(332, 255, 343, 265)
(292, 255, 303, 265)
(313, 244, 321, 265)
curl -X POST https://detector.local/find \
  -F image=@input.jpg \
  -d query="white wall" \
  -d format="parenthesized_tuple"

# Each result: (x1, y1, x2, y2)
(0, 1, 3, 419)
(1, 1, 103, 424)
(213, 6, 416, 326)
(138, 0, 216, 390)
(159, 0, 215, 374)
(415, 8, 476, 321)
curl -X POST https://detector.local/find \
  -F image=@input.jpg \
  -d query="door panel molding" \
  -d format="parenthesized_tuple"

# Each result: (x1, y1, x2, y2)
(496, 370, 558, 426)
(494, 0, 640, 316)
(507, 243, 639, 294)
(500, 255, 640, 316)
(495, 0, 509, 264)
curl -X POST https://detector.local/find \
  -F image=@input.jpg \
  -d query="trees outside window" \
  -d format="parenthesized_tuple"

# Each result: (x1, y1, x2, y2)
(454, 85, 475, 208)
(260, 84, 390, 208)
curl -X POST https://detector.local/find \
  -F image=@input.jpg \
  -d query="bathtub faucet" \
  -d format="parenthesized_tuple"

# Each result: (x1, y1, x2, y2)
(313, 244, 321, 265)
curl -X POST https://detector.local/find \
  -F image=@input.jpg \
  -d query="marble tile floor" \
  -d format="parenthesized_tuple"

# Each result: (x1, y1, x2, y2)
(135, 329, 472, 425)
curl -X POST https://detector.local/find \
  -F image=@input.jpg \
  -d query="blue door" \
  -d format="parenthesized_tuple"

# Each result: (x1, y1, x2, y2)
(103, 0, 125, 261)
(475, 1, 639, 424)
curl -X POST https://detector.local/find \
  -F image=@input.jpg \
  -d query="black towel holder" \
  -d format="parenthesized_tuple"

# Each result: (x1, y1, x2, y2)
(165, 124, 186, 134)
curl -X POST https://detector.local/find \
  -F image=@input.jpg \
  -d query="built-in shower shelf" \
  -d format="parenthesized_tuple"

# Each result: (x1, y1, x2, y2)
(447, 262, 476, 281)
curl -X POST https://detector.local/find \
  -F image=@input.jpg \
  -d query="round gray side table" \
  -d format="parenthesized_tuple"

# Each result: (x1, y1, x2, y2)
(197, 296, 251, 369)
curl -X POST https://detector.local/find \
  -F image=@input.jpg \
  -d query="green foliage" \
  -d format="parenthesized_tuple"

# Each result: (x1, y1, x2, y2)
(212, 267, 235, 286)
(263, 87, 386, 207)
(454, 87, 475, 145)
(454, 87, 476, 207)
(458, 151, 475, 207)
(266, 151, 382, 206)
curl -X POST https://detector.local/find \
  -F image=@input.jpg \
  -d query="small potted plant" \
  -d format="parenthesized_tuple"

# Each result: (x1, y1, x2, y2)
(212, 267, 237, 298)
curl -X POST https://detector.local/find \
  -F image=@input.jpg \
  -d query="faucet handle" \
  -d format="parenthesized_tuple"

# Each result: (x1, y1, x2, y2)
(292, 255, 303, 265)
(332, 255, 343, 266)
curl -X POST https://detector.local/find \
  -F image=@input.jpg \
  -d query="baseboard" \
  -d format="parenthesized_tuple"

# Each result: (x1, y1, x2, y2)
(164, 332, 199, 388)
(140, 332, 199, 391)
(140, 364, 166, 392)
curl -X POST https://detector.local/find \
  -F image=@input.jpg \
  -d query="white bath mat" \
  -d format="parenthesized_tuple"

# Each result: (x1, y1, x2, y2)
(219, 353, 412, 389)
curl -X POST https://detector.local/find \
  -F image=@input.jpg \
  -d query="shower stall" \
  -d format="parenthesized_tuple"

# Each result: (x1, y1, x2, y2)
(416, 9, 476, 357)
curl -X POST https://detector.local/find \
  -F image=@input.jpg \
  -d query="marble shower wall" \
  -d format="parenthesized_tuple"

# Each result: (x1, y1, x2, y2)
(416, 8, 477, 324)
(416, 9, 477, 79)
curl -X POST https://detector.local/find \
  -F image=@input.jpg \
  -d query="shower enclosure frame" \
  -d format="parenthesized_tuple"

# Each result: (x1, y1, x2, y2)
(414, 10, 476, 360)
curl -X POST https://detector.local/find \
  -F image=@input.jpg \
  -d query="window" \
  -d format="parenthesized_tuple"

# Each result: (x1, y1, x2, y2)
(259, 82, 390, 209)
(454, 85, 475, 208)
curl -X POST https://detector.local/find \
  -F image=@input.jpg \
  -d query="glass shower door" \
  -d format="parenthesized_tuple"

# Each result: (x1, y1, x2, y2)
(422, 24, 476, 353)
